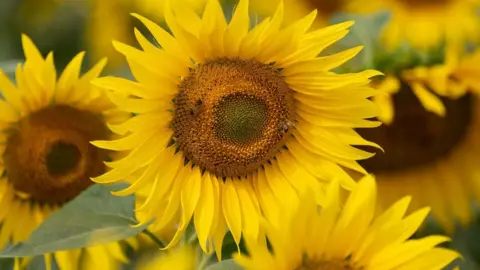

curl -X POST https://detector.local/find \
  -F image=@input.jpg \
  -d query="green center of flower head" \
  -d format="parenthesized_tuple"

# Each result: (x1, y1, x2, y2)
(214, 95, 268, 145)
(3, 105, 109, 204)
(46, 141, 82, 176)
(172, 58, 296, 178)
(358, 83, 473, 174)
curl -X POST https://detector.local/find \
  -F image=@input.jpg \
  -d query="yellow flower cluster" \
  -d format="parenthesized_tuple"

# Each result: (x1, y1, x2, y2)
(3, 0, 480, 269)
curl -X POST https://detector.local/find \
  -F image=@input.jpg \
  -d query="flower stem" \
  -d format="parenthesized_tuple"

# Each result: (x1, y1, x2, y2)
(142, 229, 166, 249)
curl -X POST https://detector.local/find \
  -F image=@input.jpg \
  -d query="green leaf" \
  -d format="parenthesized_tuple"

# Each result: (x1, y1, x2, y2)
(0, 183, 152, 257)
(0, 258, 14, 270)
(204, 259, 243, 270)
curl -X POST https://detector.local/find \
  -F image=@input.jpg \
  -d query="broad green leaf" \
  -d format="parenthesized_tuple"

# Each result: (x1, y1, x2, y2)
(0, 183, 152, 257)
(0, 258, 14, 270)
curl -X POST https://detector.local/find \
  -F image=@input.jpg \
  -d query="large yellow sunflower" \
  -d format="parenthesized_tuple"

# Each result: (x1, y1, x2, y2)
(350, 0, 480, 50)
(92, 0, 380, 257)
(0, 35, 130, 269)
(358, 50, 480, 232)
(234, 175, 460, 270)
(250, 0, 355, 26)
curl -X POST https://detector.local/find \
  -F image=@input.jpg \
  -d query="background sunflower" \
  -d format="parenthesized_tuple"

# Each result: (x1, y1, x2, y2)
(349, 0, 480, 50)
(0, 35, 131, 269)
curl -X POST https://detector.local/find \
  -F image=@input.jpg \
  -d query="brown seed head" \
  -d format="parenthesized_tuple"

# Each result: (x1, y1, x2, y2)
(3, 105, 109, 204)
(172, 58, 296, 178)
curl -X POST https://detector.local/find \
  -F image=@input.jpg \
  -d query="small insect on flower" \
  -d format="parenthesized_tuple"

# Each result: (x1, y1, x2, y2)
(92, 0, 381, 257)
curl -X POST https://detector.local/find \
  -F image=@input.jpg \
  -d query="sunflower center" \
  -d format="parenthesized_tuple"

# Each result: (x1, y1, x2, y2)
(306, 0, 344, 16)
(172, 58, 295, 178)
(46, 142, 82, 176)
(3, 105, 109, 204)
(358, 83, 473, 174)
(214, 95, 268, 145)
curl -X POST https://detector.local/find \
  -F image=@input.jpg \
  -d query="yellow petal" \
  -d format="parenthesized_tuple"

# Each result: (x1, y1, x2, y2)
(222, 179, 243, 247)
(372, 93, 395, 125)
(163, 166, 202, 249)
(410, 82, 446, 117)
(370, 236, 451, 270)
(200, 0, 227, 57)
(283, 46, 363, 76)
(54, 250, 81, 270)
(93, 76, 169, 99)
(224, 0, 249, 57)
(153, 166, 187, 231)
(234, 180, 260, 242)
(0, 70, 23, 111)
(253, 171, 280, 224)
(131, 13, 190, 64)
(56, 52, 86, 102)
(164, 1, 205, 62)
(194, 173, 215, 253)
(21, 34, 44, 68)
(393, 248, 459, 270)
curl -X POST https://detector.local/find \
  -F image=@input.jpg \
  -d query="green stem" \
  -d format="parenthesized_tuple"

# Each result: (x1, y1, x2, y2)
(198, 252, 213, 270)
(187, 231, 198, 244)
(142, 229, 166, 249)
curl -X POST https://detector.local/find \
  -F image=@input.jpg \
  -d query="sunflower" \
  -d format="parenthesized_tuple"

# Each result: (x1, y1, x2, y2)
(358, 50, 480, 232)
(92, 0, 380, 257)
(234, 175, 460, 270)
(350, 0, 480, 50)
(0, 34, 130, 269)
(249, 0, 355, 26)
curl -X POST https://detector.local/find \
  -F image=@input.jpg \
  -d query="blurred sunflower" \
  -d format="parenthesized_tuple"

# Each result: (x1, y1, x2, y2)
(0, 35, 130, 269)
(358, 50, 480, 232)
(350, 0, 480, 50)
(92, 0, 381, 257)
(234, 175, 460, 270)
(249, 0, 355, 26)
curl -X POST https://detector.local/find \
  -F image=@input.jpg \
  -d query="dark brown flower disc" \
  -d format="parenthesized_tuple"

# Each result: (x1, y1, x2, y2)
(306, 0, 345, 16)
(358, 83, 473, 174)
(172, 58, 296, 178)
(3, 105, 109, 204)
